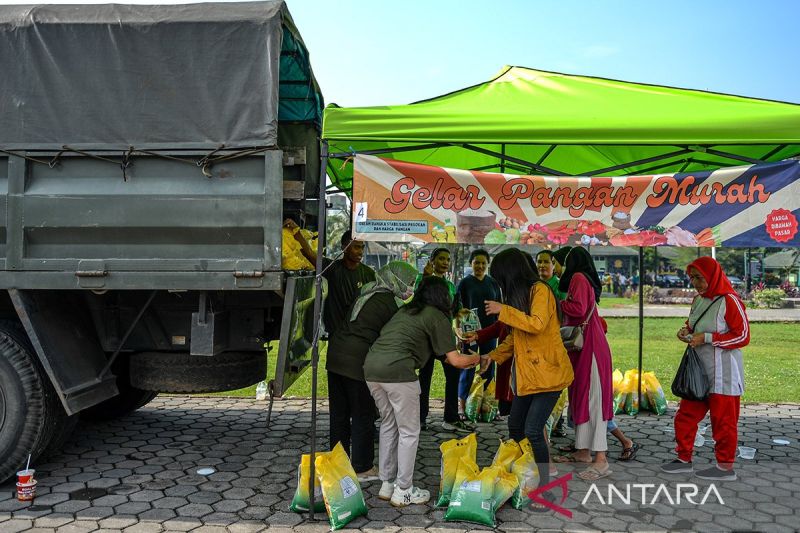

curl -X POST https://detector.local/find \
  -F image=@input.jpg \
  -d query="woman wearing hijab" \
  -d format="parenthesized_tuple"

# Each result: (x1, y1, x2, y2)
(479, 248, 573, 511)
(364, 277, 479, 506)
(661, 257, 749, 481)
(326, 261, 419, 483)
(558, 246, 614, 481)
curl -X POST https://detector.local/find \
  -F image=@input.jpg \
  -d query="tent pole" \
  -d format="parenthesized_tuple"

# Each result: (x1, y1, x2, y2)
(308, 140, 329, 521)
(637, 247, 644, 412)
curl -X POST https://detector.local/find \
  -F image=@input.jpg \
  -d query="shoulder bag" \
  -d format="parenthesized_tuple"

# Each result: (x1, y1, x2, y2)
(671, 296, 722, 401)
(560, 299, 596, 352)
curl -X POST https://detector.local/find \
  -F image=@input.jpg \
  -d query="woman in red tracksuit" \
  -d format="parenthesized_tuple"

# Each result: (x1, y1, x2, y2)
(661, 256, 749, 481)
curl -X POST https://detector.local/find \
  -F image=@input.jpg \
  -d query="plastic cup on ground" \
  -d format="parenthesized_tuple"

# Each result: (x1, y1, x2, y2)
(738, 446, 756, 459)
(694, 434, 705, 447)
(16, 469, 34, 484)
(16, 480, 37, 502)
(773, 438, 790, 446)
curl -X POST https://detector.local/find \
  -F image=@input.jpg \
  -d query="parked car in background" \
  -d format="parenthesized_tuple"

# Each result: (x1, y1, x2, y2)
(657, 274, 684, 288)
(728, 276, 745, 287)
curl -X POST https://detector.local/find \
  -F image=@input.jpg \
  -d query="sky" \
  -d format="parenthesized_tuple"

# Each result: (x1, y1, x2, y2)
(3, 0, 799, 108)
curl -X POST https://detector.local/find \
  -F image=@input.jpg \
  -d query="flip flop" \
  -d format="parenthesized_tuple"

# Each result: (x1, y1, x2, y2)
(557, 444, 577, 453)
(619, 442, 640, 462)
(553, 453, 592, 464)
(577, 465, 612, 481)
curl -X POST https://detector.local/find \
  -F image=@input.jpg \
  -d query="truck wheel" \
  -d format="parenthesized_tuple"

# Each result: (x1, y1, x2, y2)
(0, 321, 75, 482)
(129, 351, 265, 393)
(81, 356, 158, 421)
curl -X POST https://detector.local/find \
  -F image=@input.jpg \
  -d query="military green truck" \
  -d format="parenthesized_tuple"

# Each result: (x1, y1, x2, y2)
(0, 1, 324, 481)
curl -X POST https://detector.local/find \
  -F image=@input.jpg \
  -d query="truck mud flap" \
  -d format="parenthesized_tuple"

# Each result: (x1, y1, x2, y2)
(9, 289, 118, 415)
(272, 275, 325, 397)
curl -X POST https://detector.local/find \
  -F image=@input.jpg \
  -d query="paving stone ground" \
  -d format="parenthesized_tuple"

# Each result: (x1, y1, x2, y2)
(1, 397, 799, 532)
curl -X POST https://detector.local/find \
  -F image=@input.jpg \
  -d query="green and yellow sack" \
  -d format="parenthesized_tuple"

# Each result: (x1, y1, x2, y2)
(444, 461, 500, 527)
(464, 375, 485, 422)
(510, 451, 540, 509)
(289, 452, 327, 513)
(315, 443, 367, 530)
(491, 439, 522, 473)
(436, 433, 477, 507)
(480, 381, 499, 422)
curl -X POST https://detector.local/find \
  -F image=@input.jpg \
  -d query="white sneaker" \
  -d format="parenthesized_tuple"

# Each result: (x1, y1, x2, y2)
(390, 485, 430, 507)
(378, 480, 395, 500)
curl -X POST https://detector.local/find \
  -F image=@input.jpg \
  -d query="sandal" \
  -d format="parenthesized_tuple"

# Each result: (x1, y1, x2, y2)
(619, 442, 640, 462)
(553, 453, 592, 464)
(557, 444, 577, 453)
(577, 465, 612, 481)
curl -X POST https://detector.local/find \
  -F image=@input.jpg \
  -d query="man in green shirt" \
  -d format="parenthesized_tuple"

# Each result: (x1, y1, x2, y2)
(326, 262, 418, 483)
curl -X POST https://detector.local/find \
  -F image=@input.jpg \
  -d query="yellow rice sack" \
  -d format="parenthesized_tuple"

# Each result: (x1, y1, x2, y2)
(436, 433, 477, 507)
(480, 381, 499, 422)
(643, 371, 668, 415)
(444, 462, 500, 527)
(491, 439, 522, 472)
(493, 468, 519, 511)
(289, 452, 326, 513)
(464, 375, 485, 422)
(510, 451, 540, 509)
(315, 443, 367, 530)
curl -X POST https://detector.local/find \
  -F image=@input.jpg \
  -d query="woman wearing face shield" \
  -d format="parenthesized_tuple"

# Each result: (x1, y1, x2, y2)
(326, 261, 419, 483)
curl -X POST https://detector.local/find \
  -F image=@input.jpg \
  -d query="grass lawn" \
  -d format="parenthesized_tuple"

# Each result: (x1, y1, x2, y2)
(217, 319, 800, 404)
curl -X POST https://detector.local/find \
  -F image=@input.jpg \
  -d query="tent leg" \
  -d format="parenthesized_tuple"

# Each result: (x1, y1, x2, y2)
(637, 247, 644, 414)
(308, 141, 329, 521)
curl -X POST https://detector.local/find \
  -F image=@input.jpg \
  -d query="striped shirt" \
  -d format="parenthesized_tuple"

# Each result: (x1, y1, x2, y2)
(687, 294, 750, 396)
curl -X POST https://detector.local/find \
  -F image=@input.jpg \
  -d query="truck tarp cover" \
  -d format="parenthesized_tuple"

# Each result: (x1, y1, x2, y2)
(0, 2, 288, 148)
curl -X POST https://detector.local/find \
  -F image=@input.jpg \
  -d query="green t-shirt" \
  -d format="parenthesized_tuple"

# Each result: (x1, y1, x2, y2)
(326, 292, 400, 382)
(363, 305, 457, 383)
(322, 259, 376, 337)
(545, 275, 567, 301)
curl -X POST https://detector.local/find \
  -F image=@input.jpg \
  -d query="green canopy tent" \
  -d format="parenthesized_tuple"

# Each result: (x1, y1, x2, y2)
(322, 66, 800, 192)
(308, 67, 800, 450)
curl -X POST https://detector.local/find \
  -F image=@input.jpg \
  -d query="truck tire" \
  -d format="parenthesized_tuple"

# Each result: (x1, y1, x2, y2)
(81, 356, 158, 421)
(129, 351, 266, 393)
(0, 321, 75, 482)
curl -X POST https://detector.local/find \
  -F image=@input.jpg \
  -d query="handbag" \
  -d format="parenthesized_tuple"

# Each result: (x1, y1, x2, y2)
(670, 296, 722, 401)
(560, 299, 596, 351)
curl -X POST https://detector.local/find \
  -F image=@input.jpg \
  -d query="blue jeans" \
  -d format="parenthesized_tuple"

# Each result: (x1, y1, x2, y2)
(508, 390, 561, 488)
(457, 340, 496, 400)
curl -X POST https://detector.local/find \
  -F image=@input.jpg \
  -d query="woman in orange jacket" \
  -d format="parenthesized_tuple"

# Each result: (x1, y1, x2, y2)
(479, 248, 574, 511)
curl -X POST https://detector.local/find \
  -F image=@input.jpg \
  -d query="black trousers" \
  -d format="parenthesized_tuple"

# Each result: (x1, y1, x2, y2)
(419, 355, 460, 424)
(508, 390, 561, 488)
(327, 371, 376, 473)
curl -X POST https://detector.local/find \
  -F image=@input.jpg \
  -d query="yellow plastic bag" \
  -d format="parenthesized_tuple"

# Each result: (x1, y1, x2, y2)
(493, 468, 519, 511)
(519, 437, 533, 456)
(643, 372, 668, 415)
(623, 369, 640, 415)
(480, 381, 499, 422)
(444, 462, 500, 527)
(465, 375, 485, 422)
(545, 389, 568, 437)
(281, 227, 317, 270)
(491, 439, 522, 472)
(510, 451, 540, 509)
(612, 368, 624, 393)
(289, 452, 326, 513)
(436, 433, 477, 507)
(315, 443, 367, 530)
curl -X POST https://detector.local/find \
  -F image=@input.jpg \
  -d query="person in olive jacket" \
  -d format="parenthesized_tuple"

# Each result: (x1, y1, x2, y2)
(479, 248, 573, 511)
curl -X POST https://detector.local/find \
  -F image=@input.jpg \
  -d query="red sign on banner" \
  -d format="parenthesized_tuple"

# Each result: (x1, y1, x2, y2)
(766, 209, 798, 243)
